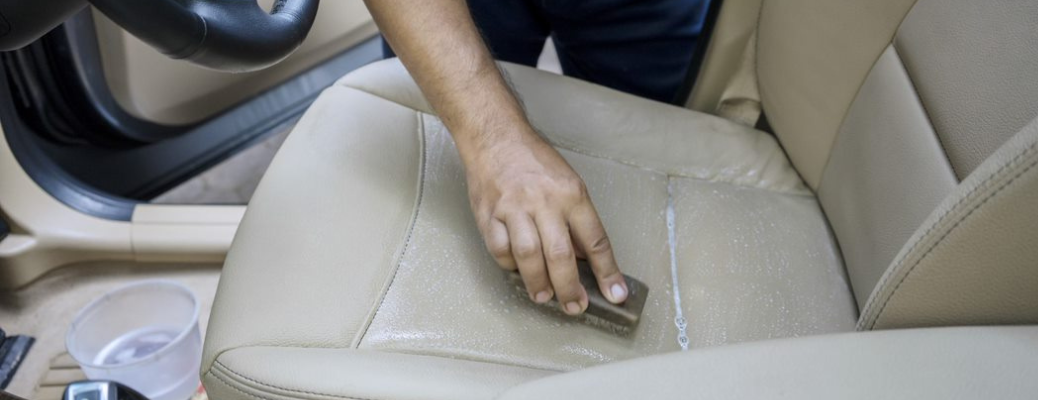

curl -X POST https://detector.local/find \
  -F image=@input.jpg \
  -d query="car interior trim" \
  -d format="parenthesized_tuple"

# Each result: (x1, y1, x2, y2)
(671, 0, 725, 106)
(860, 116, 1038, 330)
(21, 35, 381, 200)
(498, 326, 1038, 400)
(819, 45, 959, 307)
(757, 0, 920, 188)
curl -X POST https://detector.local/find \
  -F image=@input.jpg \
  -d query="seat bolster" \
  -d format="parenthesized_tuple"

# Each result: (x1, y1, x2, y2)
(498, 326, 1038, 400)
(206, 347, 551, 400)
(201, 86, 425, 378)
(860, 117, 1038, 329)
(339, 59, 810, 195)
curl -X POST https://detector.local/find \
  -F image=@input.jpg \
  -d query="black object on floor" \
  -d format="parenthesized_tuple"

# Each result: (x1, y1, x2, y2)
(63, 381, 150, 400)
(0, 329, 35, 389)
(0, 216, 9, 242)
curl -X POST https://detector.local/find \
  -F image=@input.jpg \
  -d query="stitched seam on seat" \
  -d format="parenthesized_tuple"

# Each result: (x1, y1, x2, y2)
(354, 111, 429, 346)
(859, 137, 1038, 327)
(811, 0, 921, 188)
(861, 141, 1038, 329)
(810, 45, 893, 189)
(337, 83, 430, 113)
(547, 136, 810, 196)
(858, 137, 1038, 326)
(890, 44, 958, 182)
(212, 344, 560, 383)
(214, 361, 379, 400)
(207, 370, 276, 400)
(368, 347, 565, 373)
(339, 84, 810, 196)
(860, 138, 1037, 327)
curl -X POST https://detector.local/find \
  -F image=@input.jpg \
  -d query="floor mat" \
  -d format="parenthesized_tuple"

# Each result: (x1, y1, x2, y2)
(151, 128, 291, 205)
(33, 353, 209, 400)
(0, 263, 220, 398)
(31, 353, 82, 400)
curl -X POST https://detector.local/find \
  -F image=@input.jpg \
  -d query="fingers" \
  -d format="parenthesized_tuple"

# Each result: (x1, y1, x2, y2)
(505, 214, 554, 304)
(570, 201, 627, 304)
(536, 213, 587, 315)
(483, 218, 516, 271)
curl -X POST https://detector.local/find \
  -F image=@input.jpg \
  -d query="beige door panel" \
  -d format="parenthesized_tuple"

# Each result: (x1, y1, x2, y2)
(0, 128, 242, 289)
(93, 1, 377, 125)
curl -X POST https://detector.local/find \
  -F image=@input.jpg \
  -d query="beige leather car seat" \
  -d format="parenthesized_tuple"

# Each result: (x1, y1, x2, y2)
(201, 0, 1038, 398)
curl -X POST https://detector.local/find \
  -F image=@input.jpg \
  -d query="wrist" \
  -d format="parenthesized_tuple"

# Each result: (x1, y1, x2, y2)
(455, 121, 542, 166)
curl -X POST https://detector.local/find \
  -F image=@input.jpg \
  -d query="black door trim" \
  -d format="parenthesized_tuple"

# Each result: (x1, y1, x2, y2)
(1, 14, 381, 218)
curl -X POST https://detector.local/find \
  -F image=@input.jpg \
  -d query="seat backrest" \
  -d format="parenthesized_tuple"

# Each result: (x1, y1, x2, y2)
(755, 0, 1038, 329)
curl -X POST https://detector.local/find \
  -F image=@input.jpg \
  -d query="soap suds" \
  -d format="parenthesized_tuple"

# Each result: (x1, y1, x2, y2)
(666, 178, 689, 350)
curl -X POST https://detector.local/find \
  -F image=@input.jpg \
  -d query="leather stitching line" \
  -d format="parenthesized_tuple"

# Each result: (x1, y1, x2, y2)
(859, 137, 1038, 325)
(547, 136, 812, 197)
(815, 43, 893, 189)
(867, 155, 1038, 328)
(354, 111, 428, 346)
(860, 136, 1038, 326)
(337, 83, 431, 113)
(890, 44, 958, 181)
(813, 0, 921, 187)
(370, 347, 565, 373)
(862, 140, 1038, 329)
(337, 85, 811, 197)
(214, 361, 378, 400)
(208, 370, 276, 400)
(861, 138, 1037, 327)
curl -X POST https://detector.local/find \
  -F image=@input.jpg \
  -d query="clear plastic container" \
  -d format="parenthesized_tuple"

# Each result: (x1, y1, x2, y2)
(67, 280, 201, 400)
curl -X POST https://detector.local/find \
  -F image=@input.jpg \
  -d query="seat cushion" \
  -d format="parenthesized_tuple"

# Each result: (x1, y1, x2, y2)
(201, 59, 857, 400)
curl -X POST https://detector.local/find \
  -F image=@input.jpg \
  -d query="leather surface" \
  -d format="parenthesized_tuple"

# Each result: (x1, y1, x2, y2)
(756, 0, 919, 188)
(359, 118, 684, 370)
(713, 33, 761, 127)
(895, 0, 1038, 179)
(202, 88, 423, 373)
(685, 0, 762, 114)
(498, 326, 1038, 400)
(859, 117, 1038, 330)
(203, 59, 853, 397)
(346, 60, 850, 369)
(340, 60, 810, 195)
(207, 347, 551, 400)
(819, 47, 958, 308)
(202, 0, 1038, 397)
(357, 115, 854, 370)
(673, 178, 857, 345)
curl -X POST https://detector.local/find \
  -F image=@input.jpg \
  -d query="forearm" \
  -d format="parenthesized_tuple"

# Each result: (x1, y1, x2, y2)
(364, 0, 628, 311)
(364, 0, 537, 164)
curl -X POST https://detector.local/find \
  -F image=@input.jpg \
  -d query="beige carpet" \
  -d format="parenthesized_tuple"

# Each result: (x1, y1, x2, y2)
(0, 262, 221, 398)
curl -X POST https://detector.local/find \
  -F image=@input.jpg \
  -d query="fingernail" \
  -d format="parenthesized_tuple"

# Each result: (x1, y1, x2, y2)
(611, 283, 627, 302)
(534, 291, 552, 304)
(565, 302, 581, 315)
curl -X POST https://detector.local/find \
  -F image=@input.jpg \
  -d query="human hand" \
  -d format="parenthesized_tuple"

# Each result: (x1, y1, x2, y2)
(464, 130, 628, 315)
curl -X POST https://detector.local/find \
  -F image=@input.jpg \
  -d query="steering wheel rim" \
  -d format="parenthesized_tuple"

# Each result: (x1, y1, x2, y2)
(88, 0, 320, 72)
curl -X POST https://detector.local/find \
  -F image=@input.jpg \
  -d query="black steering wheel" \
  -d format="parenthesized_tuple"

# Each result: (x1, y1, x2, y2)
(88, 0, 320, 72)
(0, 0, 319, 70)
(0, 0, 319, 72)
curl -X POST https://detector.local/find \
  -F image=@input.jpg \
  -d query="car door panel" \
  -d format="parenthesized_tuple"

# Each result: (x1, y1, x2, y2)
(92, 1, 376, 125)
